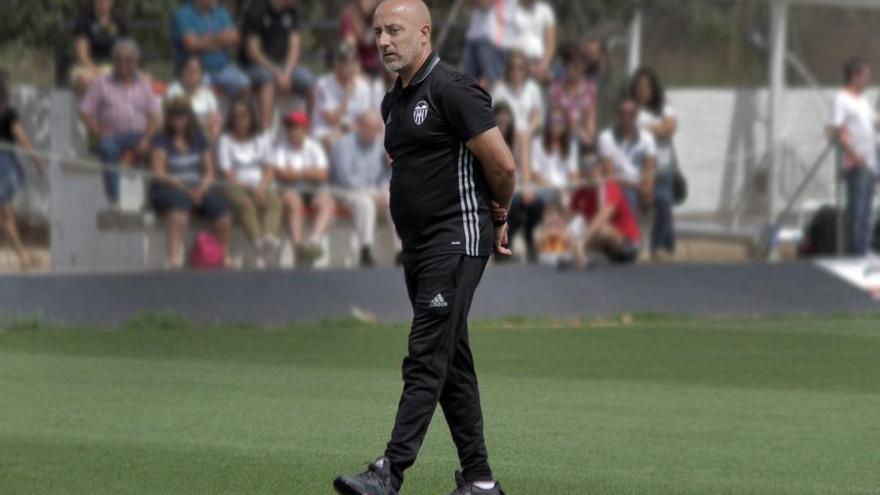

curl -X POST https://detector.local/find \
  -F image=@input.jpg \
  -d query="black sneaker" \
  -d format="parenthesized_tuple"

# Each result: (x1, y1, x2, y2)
(334, 457, 398, 495)
(448, 471, 506, 495)
(360, 246, 375, 267)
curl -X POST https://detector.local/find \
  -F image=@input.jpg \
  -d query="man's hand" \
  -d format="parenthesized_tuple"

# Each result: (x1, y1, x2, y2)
(494, 222, 512, 257)
(490, 200, 508, 225)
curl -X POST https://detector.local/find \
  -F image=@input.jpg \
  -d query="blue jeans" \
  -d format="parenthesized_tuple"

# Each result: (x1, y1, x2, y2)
(846, 166, 876, 255)
(247, 65, 315, 94)
(462, 39, 505, 84)
(622, 185, 641, 224)
(206, 64, 250, 96)
(651, 171, 676, 254)
(97, 132, 143, 204)
(0, 150, 24, 205)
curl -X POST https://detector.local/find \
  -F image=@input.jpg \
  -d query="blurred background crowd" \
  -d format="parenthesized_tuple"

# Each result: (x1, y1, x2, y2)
(0, 0, 878, 272)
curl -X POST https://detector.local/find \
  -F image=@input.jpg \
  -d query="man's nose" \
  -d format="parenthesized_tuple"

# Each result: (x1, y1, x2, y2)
(377, 32, 391, 49)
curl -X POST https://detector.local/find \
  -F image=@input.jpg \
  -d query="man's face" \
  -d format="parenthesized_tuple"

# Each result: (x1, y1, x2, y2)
(286, 125, 306, 146)
(181, 59, 203, 89)
(357, 115, 381, 143)
(194, 0, 216, 11)
(336, 56, 359, 82)
(582, 40, 602, 66)
(95, 0, 114, 16)
(856, 66, 872, 89)
(274, 0, 297, 9)
(114, 50, 137, 78)
(373, 2, 427, 72)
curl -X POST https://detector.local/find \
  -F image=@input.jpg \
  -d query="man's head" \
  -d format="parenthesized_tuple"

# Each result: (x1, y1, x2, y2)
(581, 37, 606, 74)
(112, 39, 140, 79)
(616, 95, 639, 133)
(355, 111, 383, 144)
(284, 110, 310, 147)
(94, 0, 114, 17)
(334, 43, 361, 82)
(560, 44, 585, 81)
(844, 57, 871, 90)
(180, 56, 204, 90)
(373, 0, 432, 73)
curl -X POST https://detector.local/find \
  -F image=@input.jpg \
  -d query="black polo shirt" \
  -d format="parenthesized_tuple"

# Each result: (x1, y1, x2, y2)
(239, 0, 300, 66)
(382, 52, 497, 261)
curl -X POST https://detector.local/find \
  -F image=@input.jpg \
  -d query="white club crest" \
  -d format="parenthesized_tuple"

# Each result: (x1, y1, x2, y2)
(413, 100, 429, 126)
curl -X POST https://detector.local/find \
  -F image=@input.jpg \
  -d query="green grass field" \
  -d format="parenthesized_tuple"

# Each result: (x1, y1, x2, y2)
(1, 315, 879, 494)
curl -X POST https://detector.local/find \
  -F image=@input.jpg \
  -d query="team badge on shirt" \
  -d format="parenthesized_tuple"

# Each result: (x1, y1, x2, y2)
(413, 100, 429, 126)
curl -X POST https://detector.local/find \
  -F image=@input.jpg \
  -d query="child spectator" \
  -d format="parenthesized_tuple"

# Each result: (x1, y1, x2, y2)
(165, 57, 222, 142)
(340, 0, 382, 77)
(172, 0, 250, 97)
(240, 0, 316, 130)
(149, 98, 231, 269)
(0, 75, 45, 271)
(71, 0, 129, 97)
(631, 67, 678, 261)
(570, 162, 641, 266)
(313, 43, 372, 148)
(271, 111, 336, 266)
(218, 98, 283, 266)
(550, 44, 596, 149)
(534, 201, 573, 267)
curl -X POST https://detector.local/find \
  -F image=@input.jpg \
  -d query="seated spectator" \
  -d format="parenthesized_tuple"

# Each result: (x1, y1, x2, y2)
(513, 0, 556, 82)
(240, 0, 316, 130)
(271, 111, 336, 266)
(534, 201, 573, 267)
(330, 111, 390, 267)
(463, 0, 517, 87)
(218, 98, 283, 266)
(172, 0, 249, 97)
(831, 57, 877, 256)
(71, 0, 129, 97)
(0, 75, 46, 271)
(313, 43, 372, 148)
(492, 49, 543, 166)
(80, 39, 160, 205)
(570, 161, 641, 266)
(513, 107, 578, 262)
(340, 0, 382, 77)
(550, 44, 596, 149)
(631, 67, 678, 261)
(166, 56, 222, 142)
(495, 103, 532, 262)
(149, 98, 231, 269)
(597, 95, 657, 222)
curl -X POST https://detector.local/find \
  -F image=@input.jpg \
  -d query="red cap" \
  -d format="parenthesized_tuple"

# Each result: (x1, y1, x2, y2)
(284, 110, 310, 128)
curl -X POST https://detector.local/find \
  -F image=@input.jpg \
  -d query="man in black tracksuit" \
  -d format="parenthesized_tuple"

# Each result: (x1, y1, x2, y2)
(333, 1, 516, 494)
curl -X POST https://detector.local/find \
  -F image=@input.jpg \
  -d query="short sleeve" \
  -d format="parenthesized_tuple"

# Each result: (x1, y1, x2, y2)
(663, 105, 676, 119)
(642, 132, 657, 157)
(438, 75, 497, 142)
(540, 3, 556, 27)
(597, 131, 614, 159)
(831, 94, 846, 127)
(310, 141, 329, 170)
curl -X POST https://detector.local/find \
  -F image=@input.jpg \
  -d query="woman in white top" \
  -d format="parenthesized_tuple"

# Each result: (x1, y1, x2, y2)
(492, 49, 544, 169)
(270, 110, 336, 266)
(218, 98, 283, 265)
(631, 67, 678, 259)
(165, 57, 222, 142)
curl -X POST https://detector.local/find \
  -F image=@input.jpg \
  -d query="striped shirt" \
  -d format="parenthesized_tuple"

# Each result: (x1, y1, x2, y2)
(80, 72, 159, 135)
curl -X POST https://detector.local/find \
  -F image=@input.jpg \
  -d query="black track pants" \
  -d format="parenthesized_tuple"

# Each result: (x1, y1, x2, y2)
(384, 254, 492, 490)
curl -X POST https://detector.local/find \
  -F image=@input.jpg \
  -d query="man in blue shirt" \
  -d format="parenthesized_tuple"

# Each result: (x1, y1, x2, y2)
(172, 0, 250, 96)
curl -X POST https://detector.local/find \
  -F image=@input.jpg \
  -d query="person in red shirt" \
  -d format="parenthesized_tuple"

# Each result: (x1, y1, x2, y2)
(569, 164, 641, 266)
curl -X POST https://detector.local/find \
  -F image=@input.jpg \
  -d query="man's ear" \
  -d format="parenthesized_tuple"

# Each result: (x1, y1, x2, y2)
(421, 24, 432, 45)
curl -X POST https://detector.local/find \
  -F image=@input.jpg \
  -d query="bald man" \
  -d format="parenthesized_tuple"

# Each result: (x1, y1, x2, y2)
(333, 1, 515, 495)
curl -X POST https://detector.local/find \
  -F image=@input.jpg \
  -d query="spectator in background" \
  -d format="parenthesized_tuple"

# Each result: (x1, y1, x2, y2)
(340, 0, 382, 77)
(831, 57, 878, 256)
(631, 67, 678, 261)
(582, 37, 627, 131)
(72, 0, 129, 97)
(550, 44, 596, 150)
(218, 98, 283, 266)
(149, 98, 231, 269)
(497, 102, 535, 262)
(80, 39, 160, 205)
(570, 160, 641, 266)
(172, 0, 249, 97)
(598, 95, 656, 223)
(271, 111, 335, 266)
(462, 0, 517, 87)
(330, 111, 390, 267)
(0, 76, 45, 271)
(241, 0, 316, 130)
(492, 49, 543, 167)
(313, 43, 372, 148)
(166, 56, 222, 141)
(533, 201, 573, 267)
(513, 0, 556, 83)
(370, 68, 398, 111)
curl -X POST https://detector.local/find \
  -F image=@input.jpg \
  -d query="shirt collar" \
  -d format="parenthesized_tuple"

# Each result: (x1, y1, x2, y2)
(393, 52, 440, 94)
